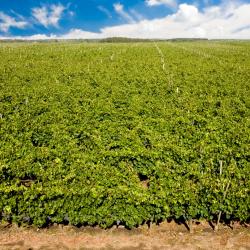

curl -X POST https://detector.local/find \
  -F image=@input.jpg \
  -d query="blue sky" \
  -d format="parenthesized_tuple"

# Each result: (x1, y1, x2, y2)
(0, 0, 250, 39)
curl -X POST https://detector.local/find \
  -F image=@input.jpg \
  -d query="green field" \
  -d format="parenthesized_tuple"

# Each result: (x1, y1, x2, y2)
(0, 41, 249, 228)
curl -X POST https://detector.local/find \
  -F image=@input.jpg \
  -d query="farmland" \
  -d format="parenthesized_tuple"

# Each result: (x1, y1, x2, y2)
(0, 41, 249, 229)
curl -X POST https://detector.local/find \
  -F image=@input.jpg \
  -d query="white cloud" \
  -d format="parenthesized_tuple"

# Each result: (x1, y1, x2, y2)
(0, 33, 57, 40)
(146, 0, 177, 8)
(1, 2, 250, 40)
(100, 2, 250, 39)
(129, 9, 144, 21)
(173, 4, 200, 23)
(113, 3, 135, 23)
(61, 29, 103, 39)
(98, 5, 112, 19)
(32, 4, 66, 28)
(0, 12, 28, 32)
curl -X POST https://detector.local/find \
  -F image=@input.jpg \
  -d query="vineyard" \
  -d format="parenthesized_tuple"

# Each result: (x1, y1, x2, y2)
(0, 41, 249, 229)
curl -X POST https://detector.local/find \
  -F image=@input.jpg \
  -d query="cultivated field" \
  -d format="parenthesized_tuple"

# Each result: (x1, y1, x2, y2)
(0, 41, 249, 232)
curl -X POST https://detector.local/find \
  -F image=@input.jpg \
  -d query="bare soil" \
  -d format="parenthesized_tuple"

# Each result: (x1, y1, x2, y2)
(0, 221, 249, 250)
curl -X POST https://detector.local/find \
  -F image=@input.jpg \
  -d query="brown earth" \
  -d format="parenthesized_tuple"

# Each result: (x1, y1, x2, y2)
(0, 221, 249, 250)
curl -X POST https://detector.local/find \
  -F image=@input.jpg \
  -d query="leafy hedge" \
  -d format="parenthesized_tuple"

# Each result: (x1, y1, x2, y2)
(0, 41, 249, 228)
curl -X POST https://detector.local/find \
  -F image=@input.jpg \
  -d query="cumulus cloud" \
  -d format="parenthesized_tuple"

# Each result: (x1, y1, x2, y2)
(66, 2, 250, 40)
(146, 0, 177, 8)
(101, 2, 250, 39)
(61, 29, 103, 39)
(113, 3, 135, 23)
(1, 2, 250, 40)
(32, 4, 66, 28)
(0, 12, 28, 32)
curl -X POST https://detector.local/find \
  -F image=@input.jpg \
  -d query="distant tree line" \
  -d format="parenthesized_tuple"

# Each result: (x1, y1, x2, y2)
(0, 37, 209, 43)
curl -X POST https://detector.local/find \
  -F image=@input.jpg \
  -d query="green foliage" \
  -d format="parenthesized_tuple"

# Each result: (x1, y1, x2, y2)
(0, 41, 249, 228)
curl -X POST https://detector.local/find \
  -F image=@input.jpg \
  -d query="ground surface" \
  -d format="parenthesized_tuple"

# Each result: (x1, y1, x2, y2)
(0, 222, 249, 250)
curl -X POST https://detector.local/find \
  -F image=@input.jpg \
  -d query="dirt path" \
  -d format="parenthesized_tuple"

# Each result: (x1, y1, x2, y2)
(0, 222, 249, 250)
